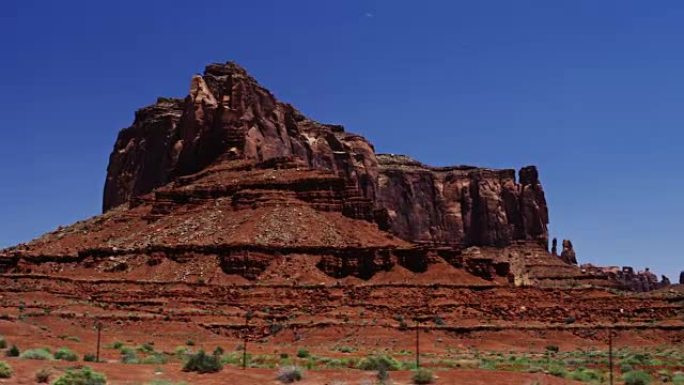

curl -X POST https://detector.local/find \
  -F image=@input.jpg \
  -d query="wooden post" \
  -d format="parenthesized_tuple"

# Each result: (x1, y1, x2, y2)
(415, 319, 420, 369)
(95, 322, 102, 362)
(608, 330, 614, 385)
(243, 310, 252, 370)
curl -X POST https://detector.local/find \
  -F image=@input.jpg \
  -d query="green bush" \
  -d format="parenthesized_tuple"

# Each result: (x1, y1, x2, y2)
(142, 353, 168, 365)
(0, 361, 12, 378)
(623, 370, 652, 385)
(412, 368, 434, 384)
(83, 353, 97, 362)
(20, 348, 53, 360)
(277, 366, 303, 383)
(5, 345, 19, 357)
(55, 347, 79, 361)
(183, 350, 223, 373)
(356, 354, 401, 371)
(53, 366, 107, 385)
(296, 348, 310, 358)
(569, 368, 603, 383)
(620, 363, 634, 373)
(35, 367, 51, 383)
(109, 341, 124, 349)
(121, 347, 139, 364)
(548, 365, 567, 378)
(137, 343, 155, 353)
(672, 372, 684, 385)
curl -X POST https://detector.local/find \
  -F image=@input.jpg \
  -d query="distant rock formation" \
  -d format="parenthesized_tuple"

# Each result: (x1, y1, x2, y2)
(661, 275, 671, 286)
(580, 264, 670, 292)
(680, 271, 684, 285)
(551, 238, 558, 255)
(559, 239, 577, 265)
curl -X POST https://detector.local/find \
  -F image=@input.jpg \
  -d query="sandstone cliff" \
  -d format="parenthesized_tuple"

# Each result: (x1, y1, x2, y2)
(103, 61, 548, 250)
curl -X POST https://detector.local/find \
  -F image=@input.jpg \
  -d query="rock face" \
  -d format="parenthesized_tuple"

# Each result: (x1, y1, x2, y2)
(104, 61, 549, 250)
(680, 271, 684, 285)
(559, 239, 578, 265)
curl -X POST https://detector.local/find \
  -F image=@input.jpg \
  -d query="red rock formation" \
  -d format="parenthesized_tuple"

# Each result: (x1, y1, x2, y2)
(559, 239, 578, 265)
(103, 61, 548, 250)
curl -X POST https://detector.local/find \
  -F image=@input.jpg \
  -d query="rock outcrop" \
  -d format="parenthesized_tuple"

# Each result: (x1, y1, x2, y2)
(103, 61, 548, 250)
(559, 239, 578, 265)
(580, 265, 670, 292)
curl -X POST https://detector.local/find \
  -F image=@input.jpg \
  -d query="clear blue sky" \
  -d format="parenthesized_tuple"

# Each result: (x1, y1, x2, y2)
(1, 0, 682, 280)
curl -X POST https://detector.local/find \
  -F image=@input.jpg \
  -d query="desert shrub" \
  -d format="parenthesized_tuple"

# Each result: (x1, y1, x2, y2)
(335, 346, 355, 353)
(548, 365, 567, 378)
(657, 370, 673, 383)
(109, 341, 124, 349)
(621, 363, 634, 373)
(174, 346, 190, 358)
(83, 353, 97, 362)
(356, 354, 401, 371)
(672, 372, 684, 385)
(569, 368, 603, 383)
(0, 337, 6, 349)
(213, 346, 224, 356)
(183, 350, 223, 373)
(20, 348, 53, 360)
(5, 345, 19, 357)
(137, 343, 155, 353)
(35, 367, 51, 383)
(53, 366, 106, 385)
(277, 366, 303, 383)
(296, 348, 310, 358)
(55, 347, 79, 361)
(623, 370, 652, 385)
(120, 347, 139, 364)
(142, 353, 168, 365)
(433, 316, 445, 326)
(412, 368, 434, 384)
(545, 345, 560, 353)
(0, 361, 12, 378)
(185, 339, 195, 346)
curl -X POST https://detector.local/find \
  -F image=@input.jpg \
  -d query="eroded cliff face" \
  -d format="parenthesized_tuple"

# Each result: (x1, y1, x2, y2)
(104, 62, 378, 214)
(103, 61, 548, 250)
(374, 155, 548, 248)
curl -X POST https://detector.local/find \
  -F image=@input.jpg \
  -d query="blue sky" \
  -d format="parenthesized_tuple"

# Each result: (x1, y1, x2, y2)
(1, 0, 682, 279)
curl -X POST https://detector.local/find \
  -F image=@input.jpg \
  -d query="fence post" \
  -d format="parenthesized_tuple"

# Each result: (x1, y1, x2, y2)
(243, 310, 252, 370)
(415, 319, 420, 369)
(95, 322, 102, 362)
(608, 329, 614, 385)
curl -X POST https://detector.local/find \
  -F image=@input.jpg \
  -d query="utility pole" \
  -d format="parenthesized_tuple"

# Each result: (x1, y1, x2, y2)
(95, 322, 102, 362)
(608, 330, 614, 385)
(243, 310, 252, 370)
(415, 319, 420, 369)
